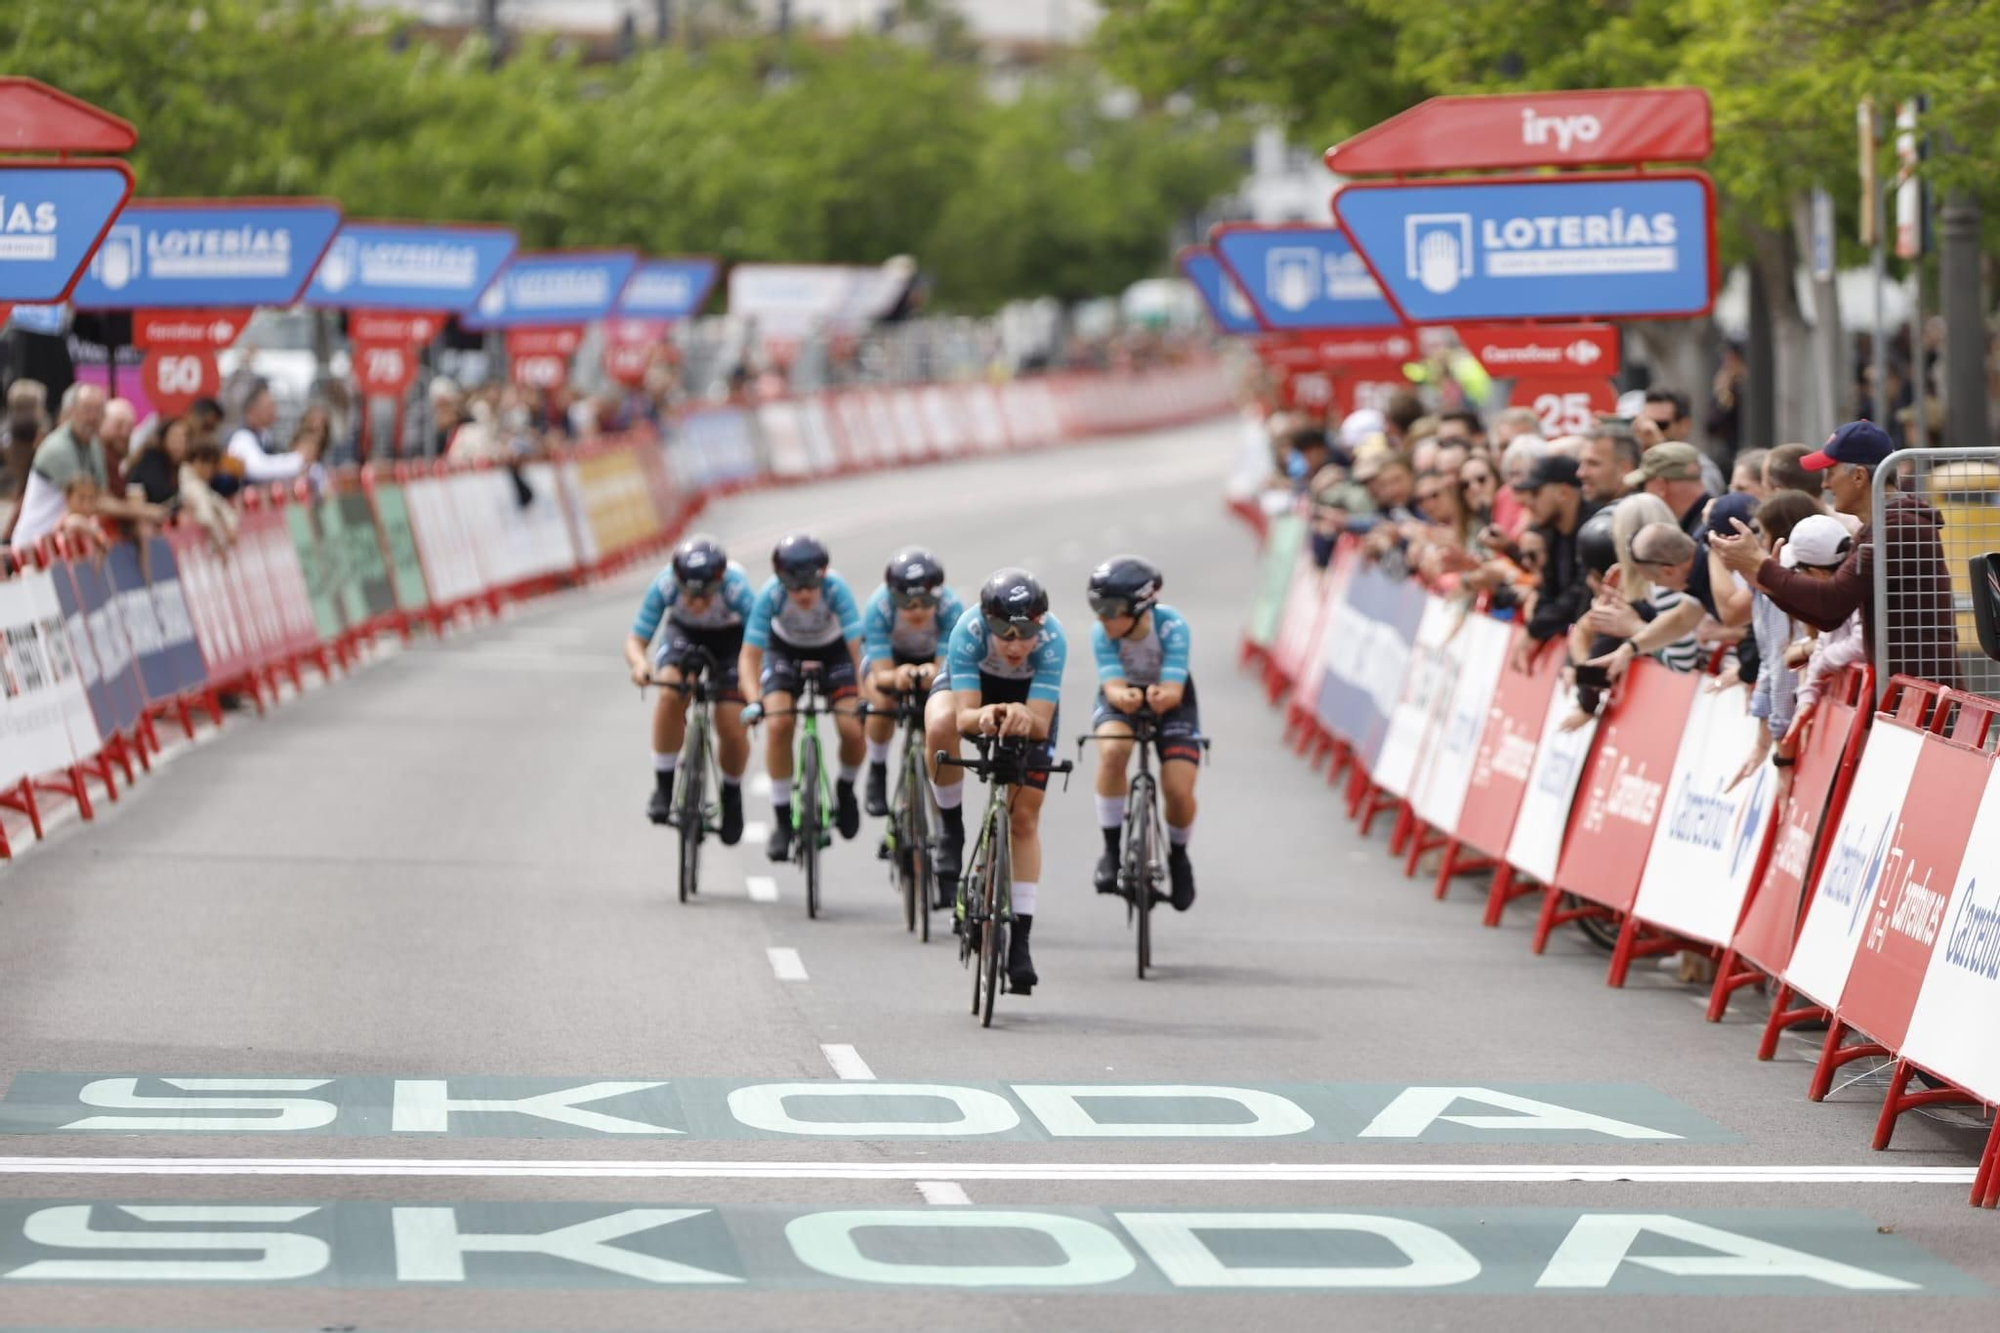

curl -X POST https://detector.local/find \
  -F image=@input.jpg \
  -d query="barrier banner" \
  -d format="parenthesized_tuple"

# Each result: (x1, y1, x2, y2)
(831, 395, 874, 472)
(959, 384, 1010, 453)
(168, 527, 253, 685)
(1244, 514, 1306, 650)
(1313, 560, 1426, 769)
(334, 492, 398, 622)
(139, 536, 210, 695)
(1783, 719, 1925, 1008)
(797, 398, 842, 476)
(244, 506, 325, 659)
(64, 554, 142, 737)
(1504, 669, 1597, 883)
(1409, 611, 1512, 834)
(1268, 549, 1326, 686)
(1553, 661, 1699, 913)
(918, 386, 967, 458)
(571, 450, 659, 559)
(403, 476, 484, 606)
(998, 381, 1054, 449)
(758, 401, 813, 479)
(1371, 595, 1459, 797)
(21, 567, 101, 764)
(48, 555, 117, 749)
(285, 504, 349, 643)
(0, 574, 81, 783)
(680, 409, 760, 486)
(1458, 635, 1559, 859)
(889, 390, 931, 463)
(366, 482, 433, 615)
(1626, 683, 1779, 946)
(860, 392, 905, 467)
(1898, 761, 2000, 1102)
(104, 542, 175, 703)
(1295, 545, 1359, 715)
(1728, 675, 1866, 977)
(1830, 727, 1991, 1050)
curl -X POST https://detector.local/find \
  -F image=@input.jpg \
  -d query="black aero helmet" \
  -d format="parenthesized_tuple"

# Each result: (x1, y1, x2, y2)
(772, 531, 830, 590)
(1577, 510, 1619, 578)
(1086, 554, 1163, 621)
(672, 534, 727, 594)
(884, 546, 945, 608)
(979, 567, 1047, 641)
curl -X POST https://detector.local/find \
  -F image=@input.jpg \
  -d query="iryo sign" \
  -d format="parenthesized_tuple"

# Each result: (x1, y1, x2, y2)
(1326, 87, 1713, 175)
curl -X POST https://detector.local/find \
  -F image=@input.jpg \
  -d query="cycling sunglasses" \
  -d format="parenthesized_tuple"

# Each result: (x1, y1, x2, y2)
(1087, 590, 1136, 620)
(677, 575, 723, 598)
(777, 568, 825, 592)
(984, 613, 1040, 642)
(889, 587, 940, 611)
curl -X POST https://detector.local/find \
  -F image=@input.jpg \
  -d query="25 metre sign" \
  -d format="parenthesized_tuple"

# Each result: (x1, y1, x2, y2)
(1334, 173, 1717, 324)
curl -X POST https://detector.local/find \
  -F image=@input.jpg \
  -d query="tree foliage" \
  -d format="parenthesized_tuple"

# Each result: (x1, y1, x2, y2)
(0, 0, 1242, 309)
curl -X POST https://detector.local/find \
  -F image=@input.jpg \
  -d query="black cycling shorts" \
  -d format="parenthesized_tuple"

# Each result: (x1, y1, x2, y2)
(761, 636, 858, 701)
(653, 623, 746, 701)
(1090, 678, 1202, 764)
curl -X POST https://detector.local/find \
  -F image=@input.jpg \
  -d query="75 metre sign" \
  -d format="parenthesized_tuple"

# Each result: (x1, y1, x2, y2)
(1334, 173, 1717, 323)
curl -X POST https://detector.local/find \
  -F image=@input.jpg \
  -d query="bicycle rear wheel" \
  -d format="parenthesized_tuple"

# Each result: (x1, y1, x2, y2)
(980, 813, 1010, 1027)
(676, 708, 708, 904)
(800, 741, 821, 920)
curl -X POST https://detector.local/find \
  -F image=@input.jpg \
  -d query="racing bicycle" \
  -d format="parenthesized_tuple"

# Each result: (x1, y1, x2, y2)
(745, 662, 836, 919)
(1078, 708, 1209, 980)
(938, 732, 1071, 1027)
(649, 645, 727, 904)
(869, 684, 940, 940)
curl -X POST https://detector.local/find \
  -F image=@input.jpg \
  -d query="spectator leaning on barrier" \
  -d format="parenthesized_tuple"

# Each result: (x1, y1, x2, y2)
(1625, 441, 1714, 538)
(10, 383, 163, 552)
(1785, 514, 1868, 715)
(1728, 489, 1825, 791)
(227, 382, 313, 483)
(1588, 501, 1705, 677)
(123, 415, 187, 507)
(100, 398, 136, 495)
(1711, 420, 1958, 689)
(179, 438, 239, 552)
(2, 378, 49, 513)
(1514, 453, 1603, 668)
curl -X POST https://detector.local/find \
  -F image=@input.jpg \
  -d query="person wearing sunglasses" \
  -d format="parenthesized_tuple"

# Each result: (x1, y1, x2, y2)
(740, 532, 868, 862)
(625, 533, 756, 841)
(1086, 555, 1201, 912)
(859, 546, 966, 824)
(932, 567, 1068, 994)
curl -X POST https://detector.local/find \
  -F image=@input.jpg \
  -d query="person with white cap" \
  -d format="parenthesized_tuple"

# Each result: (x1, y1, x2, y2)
(1781, 513, 1868, 722)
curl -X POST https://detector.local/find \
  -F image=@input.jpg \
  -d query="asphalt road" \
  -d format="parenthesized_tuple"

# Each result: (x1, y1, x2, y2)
(1, 417, 1996, 1329)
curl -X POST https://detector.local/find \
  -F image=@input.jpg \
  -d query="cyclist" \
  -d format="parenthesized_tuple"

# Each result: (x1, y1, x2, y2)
(1086, 555, 1200, 910)
(740, 532, 867, 862)
(623, 533, 753, 843)
(928, 567, 1066, 994)
(860, 545, 966, 819)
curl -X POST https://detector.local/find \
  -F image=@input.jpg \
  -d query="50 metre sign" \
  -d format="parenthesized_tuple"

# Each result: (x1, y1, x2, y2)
(0, 1075, 1732, 1143)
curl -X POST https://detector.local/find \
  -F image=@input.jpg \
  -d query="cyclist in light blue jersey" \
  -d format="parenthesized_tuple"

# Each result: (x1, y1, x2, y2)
(860, 546, 966, 820)
(739, 532, 867, 862)
(1086, 555, 1200, 910)
(928, 567, 1066, 994)
(623, 534, 755, 841)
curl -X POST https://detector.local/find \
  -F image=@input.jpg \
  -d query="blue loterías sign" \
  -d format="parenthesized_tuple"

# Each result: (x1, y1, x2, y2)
(1211, 225, 1400, 331)
(0, 163, 133, 303)
(70, 199, 343, 309)
(1176, 248, 1260, 335)
(463, 250, 639, 328)
(616, 257, 720, 319)
(303, 222, 517, 313)
(1334, 173, 1717, 322)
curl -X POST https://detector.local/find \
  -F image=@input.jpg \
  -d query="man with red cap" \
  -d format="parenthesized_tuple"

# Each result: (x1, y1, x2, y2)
(1710, 420, 1957, 687)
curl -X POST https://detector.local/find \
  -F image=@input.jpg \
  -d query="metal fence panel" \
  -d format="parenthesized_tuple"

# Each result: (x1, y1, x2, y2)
(1872, 447, 2000, 702)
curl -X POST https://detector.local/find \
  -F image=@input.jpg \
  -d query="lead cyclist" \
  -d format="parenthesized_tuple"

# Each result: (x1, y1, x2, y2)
(926, 567, 1066, 994)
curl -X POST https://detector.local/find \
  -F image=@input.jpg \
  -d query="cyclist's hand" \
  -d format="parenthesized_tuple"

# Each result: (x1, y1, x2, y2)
(1110, 685, 1145, 714)
(892, 663, 917, 690)
(975, 704, 1005, 735)
(911, 662, 937, 687)
(630, 662, 653, 689)
(1145, 683, 1182, 713)
(742, 701, 765, 726)
(997, 704, 1035, 738)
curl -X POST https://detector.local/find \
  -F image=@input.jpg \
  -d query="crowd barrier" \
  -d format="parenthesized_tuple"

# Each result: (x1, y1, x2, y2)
(0, 360, 1231, 862)
(1238, 512, 2000, 1209)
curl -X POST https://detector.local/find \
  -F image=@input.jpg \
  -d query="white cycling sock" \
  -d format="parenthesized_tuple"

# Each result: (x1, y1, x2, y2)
(653, 752, 678, 773)
(770, 778, 791, 808)
(839, 761, 861, 783)
(1095, 794, 1126, 830)
(1012, 880, 1038, 915)
(721, 773, 741, 788)
(866, 738, 890, 765)
(932, 778, 964, 810)
(1169, 822, 1192, 847)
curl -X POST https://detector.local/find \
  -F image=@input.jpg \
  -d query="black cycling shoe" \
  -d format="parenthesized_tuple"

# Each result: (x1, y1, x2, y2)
(647, 782, 674, 826)
(1168, 846, 1196, 911)
(718, 784, 744, 845)
(836, 780, 861, 839)
(933, 876, 955, 912)
(1006, 914, 1038, 995)
(766, 811, 794, 862)
(864, 763, 889, 817)
(1094, 848, 1121, 895)
(934, 816, 964, 885)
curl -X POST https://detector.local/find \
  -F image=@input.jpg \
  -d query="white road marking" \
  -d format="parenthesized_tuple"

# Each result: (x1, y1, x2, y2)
(765, 948, 808, 981)
(750, 773, 772, 798)
(820, 1044, 875, 1080)
(917, 1180, 973, 1205)
(0, 1159, 1971, 1184)
(745, 876, 779, 903)
(744, 821, 770, 845)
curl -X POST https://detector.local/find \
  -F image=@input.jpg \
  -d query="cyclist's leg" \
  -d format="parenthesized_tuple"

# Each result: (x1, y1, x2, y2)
(704, 627, 750, 844)
(1159, 685, 1203, 910)
(1007, 784, 1045, 991)
(760, 641, 803, 859)
(825, 650, 865, 838)
(646, 636, 694, 822)
(1089, 696, 1135, 894)
(860, 661, 897, 816)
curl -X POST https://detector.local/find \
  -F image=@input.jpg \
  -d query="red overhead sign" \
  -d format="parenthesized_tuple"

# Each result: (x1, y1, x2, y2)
(349, 311, 444, 345)
(132, 309, 251, 350)
(0, 78, 137, 153)
(506, 326, 581, 392)
(1257, 330, 1415, 377)
(1511, 377, 1619, 438)
(1326, 87, 1712, 176)
(142, 348, 220, 417)
(1457, 323, 1620, 376)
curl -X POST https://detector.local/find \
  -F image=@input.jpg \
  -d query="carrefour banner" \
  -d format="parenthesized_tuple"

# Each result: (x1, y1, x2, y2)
(70, 199, 343, 309)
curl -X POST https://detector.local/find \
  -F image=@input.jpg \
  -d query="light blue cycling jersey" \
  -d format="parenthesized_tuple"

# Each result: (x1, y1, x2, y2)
(862, 585, 968, 665)
(631, 561, 755, 639)
(744, 571, 863, 650)
(945, 606, 1066, 703)
(1090, 604, 1191, 688)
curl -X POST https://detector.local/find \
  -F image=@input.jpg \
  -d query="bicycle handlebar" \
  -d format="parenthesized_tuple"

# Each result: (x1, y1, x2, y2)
(1073, 707, 1212, 757)
(935, 733, 1074, 781)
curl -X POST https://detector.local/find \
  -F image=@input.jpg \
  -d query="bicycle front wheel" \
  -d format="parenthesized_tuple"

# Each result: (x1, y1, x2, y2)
(893, 763, 917, 934)
(910, 758, 934, 944)
(1126, 773, 1156, 979)
(800, 741, 821, 920)
(980, 812, 1011, 1027)
(677, 709, 708, 904)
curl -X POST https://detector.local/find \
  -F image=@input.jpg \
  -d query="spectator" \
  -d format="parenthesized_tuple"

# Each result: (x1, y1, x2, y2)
(10, 383, 161, 551)
(1608, 505, 1705, 672)
(1639, 386, 1728, 493)
(1731, 447, 1770, 500)
(1711, 420, 1958, 688)
(1459, 454, 1500, 527)
(1514, 453, 1603, 666)
(53, 472, 109, 555)
(1384, 389, 1425, 448)
(124, 415, 189, 507)
(1355, 454, 1417, 519)
(100, 397, 137, 495)
(1576, 427, 1639, 506)
(1762, 443, 1824, 500)
(178, 439, 238, 551)
(227, 381, 312, 482)
(1490, 406, 1542, 448)
(1625, 442, 1712, 537)
(1492, 433, 1545, 538)
(1728, 490, 1825, 789)
(1786, 515, 1868, 713)
(1562, 510, 1624, 721)
(428, 376, 464, 457)
(1435, 409, 1487, 451)
(0, 377, 49, 538)
(1706, 343, 1746, 458)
